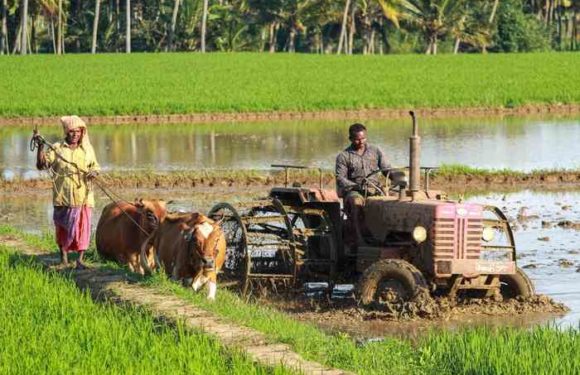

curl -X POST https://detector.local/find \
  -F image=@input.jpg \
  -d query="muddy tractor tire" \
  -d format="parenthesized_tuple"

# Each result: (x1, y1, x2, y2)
(500, 267, 535, 299)
(358, 259, 428, 308)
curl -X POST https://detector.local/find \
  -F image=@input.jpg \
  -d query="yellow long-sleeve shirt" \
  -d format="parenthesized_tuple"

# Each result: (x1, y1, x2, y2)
(45, 142, 100, 207)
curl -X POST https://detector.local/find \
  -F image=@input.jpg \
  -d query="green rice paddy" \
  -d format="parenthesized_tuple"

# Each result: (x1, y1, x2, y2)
(0, 243, 291, 374)
(0, 52, 578, 117)
(1, 226, 578, 375)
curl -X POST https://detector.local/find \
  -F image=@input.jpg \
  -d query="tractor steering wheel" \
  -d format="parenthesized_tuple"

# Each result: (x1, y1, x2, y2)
(360, 169, 388, 197)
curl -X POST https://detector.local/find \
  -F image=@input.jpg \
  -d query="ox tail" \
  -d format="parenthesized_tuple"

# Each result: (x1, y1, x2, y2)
(140, 231, 157, 275)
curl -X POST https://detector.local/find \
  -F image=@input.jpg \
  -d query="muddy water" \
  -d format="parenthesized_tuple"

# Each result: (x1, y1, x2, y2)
(0, 187, 578, 338)
(1, 115, 579, 180)
(465, 190, 580, 326)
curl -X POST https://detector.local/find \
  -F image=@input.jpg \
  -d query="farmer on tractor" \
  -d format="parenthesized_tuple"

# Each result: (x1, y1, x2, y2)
(335, 123, 391, 251)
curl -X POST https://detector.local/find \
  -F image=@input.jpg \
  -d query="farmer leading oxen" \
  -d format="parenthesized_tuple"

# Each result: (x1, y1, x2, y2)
(35, 115, 100, 269)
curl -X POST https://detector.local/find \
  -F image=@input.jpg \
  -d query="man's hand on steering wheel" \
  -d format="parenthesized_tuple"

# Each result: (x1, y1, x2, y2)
(360, 178, 385, 197)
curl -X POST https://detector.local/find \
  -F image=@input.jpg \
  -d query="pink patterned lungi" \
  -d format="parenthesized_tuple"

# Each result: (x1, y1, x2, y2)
(53, 206, 92, 252)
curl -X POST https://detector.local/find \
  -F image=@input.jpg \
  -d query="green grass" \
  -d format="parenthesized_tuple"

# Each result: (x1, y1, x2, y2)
(420, 327, 580, 374)
(0, 245, 292, 374)
(0, 52, 578, 117)
(435, 164, 528, 177)
(2, 226, 579, 375)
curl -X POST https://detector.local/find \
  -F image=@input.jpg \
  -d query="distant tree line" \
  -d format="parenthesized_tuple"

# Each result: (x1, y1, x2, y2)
(0, 0, 578, 56)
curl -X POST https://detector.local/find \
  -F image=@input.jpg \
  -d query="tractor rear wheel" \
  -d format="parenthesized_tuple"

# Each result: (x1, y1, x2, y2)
(500, 267, 535, 299)
(358, 259, 428, 308)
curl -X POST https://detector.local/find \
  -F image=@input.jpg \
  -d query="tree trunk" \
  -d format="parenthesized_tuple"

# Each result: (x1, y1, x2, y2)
(259, 26, 266, 52)
(125, 0, 131, 53)
(426, 34, 437, 54)
(167, 0, 180, 51)
(92, 0, 101, 53)
(347, 3, 356, 54)
(30, 13, 36, 53)
(573, 10, 578, 50)
(268, 21, 278, 53)
(201, 0, 208, 52)
(116, 0, 120, 32)
(489, 0, 500, 24)
(379, 17, 385, 55)
(12, 23, 20, 54)
(287, 26, 296, 52)
(50, 18, 56, 53)
(337, 0, 351, 54)
(57, 0, 62, 54)
(454, 37, 460, 54)
(362, 12, 371, 55)
(20, 0, 28, 55)
(433, 37, 438, 55)
(0, 0, 7, 54)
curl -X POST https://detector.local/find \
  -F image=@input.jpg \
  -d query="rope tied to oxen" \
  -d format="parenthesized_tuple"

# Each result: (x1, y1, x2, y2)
(30, 130, 151, 237)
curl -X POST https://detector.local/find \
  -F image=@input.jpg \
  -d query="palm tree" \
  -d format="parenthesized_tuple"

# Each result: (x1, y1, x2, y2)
(402, 0, 465, 54)
(360, 0, 409, 54)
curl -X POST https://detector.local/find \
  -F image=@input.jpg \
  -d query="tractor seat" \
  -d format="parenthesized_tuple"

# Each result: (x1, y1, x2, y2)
(310, 188, 340, 202)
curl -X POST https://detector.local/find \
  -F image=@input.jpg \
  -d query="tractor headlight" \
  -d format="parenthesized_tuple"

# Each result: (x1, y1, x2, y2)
(482, 226, 495, 242)
(413, 226, 427, 244)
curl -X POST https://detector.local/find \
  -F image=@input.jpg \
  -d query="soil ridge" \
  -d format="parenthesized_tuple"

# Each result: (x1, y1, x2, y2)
(1, 103, 579, 126)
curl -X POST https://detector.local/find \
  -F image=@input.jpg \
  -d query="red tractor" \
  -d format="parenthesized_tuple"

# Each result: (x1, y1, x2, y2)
(210, 112, 534, 308)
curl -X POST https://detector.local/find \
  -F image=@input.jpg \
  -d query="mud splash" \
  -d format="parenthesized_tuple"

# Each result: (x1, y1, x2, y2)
(262, 290, 568, 339)
(269, 290, 568, 321)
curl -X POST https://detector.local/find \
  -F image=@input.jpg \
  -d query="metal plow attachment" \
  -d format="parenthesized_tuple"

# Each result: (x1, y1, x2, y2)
(209, 198, 337, 297)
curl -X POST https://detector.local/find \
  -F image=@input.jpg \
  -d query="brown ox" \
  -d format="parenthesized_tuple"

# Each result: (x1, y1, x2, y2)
(141, 212, 226, 300)
(96, 198, 168, 274)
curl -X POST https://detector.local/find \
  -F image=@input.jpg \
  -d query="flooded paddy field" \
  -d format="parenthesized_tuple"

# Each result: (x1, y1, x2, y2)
(1, 187, 578, 338)
(1, 115, 579, 180)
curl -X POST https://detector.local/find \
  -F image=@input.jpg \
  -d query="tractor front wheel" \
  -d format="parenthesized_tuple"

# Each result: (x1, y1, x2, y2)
(500, 267, 535, 299)
(358, 259, 428, 308)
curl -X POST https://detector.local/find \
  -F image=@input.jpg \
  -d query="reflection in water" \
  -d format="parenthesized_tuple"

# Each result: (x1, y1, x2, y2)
(1, 115, 579, 179)
(0, 188, 578, 338)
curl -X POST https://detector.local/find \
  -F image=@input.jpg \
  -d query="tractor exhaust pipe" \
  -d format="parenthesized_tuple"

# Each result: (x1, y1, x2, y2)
(409, 111, 421, 199)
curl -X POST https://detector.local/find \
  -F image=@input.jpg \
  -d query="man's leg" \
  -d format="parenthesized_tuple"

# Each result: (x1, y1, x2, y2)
(344, 191, 365, 251)
(60, 248, 69, 265)
(76, 251, 86, 270)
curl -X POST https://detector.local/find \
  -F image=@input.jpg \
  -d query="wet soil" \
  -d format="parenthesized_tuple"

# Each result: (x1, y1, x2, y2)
(2, 170, 579, 194)
(258, 290, 568, 342)
(0, 103, 579, 126)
